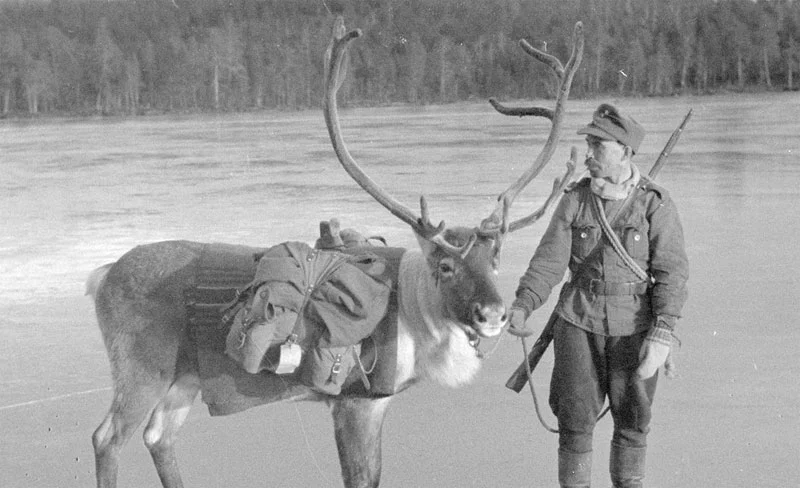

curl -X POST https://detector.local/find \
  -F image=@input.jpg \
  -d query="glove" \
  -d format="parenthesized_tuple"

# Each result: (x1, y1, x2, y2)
(635, 338, 670, 380)
(506, 307, 535, 338)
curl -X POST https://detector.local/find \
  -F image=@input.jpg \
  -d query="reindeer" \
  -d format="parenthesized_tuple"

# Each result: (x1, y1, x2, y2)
(87, 17, 583, 488)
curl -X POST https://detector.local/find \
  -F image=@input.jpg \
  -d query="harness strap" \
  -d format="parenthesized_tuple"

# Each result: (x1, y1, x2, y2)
(284, 245, 352, 340)
(352, 346, 372, 391)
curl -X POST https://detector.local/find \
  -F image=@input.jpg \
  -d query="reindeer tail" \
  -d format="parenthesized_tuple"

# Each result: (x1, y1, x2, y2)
(86, 263, 114, 297)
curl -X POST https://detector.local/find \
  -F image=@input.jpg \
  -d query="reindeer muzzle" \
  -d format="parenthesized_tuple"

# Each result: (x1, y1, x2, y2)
(471, 302, 507, 338)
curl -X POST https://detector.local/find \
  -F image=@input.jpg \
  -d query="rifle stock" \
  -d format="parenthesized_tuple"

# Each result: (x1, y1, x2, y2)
(505, 310, 557, 392)
(504, 109, 692, 393)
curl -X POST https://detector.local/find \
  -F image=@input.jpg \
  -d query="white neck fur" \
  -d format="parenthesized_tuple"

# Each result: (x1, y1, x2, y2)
(393, 251, 482, 388)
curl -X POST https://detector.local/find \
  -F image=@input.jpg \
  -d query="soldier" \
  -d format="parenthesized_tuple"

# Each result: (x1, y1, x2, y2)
(508, 104, 689, 487)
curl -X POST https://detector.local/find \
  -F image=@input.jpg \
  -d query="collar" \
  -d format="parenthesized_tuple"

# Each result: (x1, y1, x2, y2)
(590, 163, 641, 201)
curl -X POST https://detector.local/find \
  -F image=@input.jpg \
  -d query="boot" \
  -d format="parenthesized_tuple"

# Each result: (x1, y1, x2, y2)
(558, 449, 592, 488)
(609, 443, 646, 488)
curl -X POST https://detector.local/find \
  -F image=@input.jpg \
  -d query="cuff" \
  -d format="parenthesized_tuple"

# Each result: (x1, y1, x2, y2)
(646, 323, 673, 346)
(656, 315, 677, 331)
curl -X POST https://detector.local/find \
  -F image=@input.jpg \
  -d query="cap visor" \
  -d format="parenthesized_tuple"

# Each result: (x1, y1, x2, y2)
(577, 125, 616, 141)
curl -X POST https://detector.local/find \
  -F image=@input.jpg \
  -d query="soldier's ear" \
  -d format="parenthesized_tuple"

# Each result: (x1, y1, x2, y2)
(623, 144, 634, 160)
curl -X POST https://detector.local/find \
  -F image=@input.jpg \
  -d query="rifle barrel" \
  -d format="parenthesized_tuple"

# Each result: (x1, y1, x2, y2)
(649, 109, 693, 179)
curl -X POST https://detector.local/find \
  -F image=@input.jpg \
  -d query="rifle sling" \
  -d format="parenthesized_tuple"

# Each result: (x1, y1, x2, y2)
(589, 194, 652, 283)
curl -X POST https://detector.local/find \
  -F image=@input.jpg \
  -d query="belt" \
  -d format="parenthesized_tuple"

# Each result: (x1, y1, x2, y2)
(572, 276, 650, 296)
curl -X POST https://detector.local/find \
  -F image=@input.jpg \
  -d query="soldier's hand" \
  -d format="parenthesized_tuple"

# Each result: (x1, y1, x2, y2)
(506, 307, 535, 338)
(635, 339, 670, 380)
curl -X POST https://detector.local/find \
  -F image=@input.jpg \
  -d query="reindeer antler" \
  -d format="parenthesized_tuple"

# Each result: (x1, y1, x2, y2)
(507, 147, 578, 232)
(323, 17, 477, 258)
(324, 17, 583, 257)
(481, 22, 584, 241)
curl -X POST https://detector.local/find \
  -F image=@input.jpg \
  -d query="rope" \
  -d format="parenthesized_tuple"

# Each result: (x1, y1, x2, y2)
(474, 327, 506, 359)
(521, 337, 558, 433)
(521, 337, 610, 434)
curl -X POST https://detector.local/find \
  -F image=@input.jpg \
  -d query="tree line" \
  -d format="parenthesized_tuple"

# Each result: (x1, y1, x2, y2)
(1, 0, 799, 116)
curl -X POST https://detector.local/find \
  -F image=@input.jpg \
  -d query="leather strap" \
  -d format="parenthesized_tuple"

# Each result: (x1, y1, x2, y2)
(590, 194, 653, 284)
(571, 275, 649, 296)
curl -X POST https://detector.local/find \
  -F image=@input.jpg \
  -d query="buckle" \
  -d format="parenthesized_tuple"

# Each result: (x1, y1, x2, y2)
(588, 278, 604, 295)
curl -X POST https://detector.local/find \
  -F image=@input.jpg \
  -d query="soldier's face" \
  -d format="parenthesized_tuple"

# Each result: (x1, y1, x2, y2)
(584, 136, 628, 179)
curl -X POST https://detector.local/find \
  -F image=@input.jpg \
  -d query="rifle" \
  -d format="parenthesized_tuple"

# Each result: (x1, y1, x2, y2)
(505, 109, 693, 393)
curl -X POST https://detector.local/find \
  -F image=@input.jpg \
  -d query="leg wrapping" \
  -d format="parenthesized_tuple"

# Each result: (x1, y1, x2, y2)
(609, 443, 646, 488)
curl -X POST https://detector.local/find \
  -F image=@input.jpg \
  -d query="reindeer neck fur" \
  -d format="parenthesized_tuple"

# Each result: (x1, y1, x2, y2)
(394, 250, 481, 388)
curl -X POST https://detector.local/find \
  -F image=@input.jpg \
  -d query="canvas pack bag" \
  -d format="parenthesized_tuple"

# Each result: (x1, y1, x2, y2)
(224, 280, 304, 375)
(299, 343, 363, 395)
(224, 235, 392, 394)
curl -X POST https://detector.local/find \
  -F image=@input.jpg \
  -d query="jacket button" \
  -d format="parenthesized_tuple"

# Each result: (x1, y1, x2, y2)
(634, 234, 641, 241)
(580, 232, 587, 239)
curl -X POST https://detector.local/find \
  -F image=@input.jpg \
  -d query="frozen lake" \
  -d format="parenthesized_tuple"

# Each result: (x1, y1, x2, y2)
(1, 92, 798, 487)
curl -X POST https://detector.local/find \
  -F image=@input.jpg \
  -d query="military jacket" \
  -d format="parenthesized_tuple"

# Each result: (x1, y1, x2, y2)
(512, 176, 689, 336)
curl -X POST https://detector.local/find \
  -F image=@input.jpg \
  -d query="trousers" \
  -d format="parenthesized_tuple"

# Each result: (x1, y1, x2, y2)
(549, 317, 658, 454)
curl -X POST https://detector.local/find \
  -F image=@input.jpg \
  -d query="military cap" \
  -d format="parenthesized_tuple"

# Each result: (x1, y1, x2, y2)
(578, 103, 646, 153)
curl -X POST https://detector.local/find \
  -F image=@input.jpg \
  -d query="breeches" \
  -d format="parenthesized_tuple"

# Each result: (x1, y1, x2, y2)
(549, 317, 658, 453)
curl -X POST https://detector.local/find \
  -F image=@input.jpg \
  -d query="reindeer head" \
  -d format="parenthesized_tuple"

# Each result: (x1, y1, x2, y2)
(323, 17, 584, 342)
(413, 227, 503, 340)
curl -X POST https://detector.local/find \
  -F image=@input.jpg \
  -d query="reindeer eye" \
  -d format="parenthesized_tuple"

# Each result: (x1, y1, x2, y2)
(438, 259, 455, 276)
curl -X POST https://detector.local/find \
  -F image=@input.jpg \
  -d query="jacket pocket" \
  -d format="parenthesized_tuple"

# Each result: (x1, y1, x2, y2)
(620, 224, 648, 260)
(571, 224, 599, 260)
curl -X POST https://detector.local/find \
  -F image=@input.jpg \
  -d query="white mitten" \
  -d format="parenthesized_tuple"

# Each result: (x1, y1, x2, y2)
(635, 339, 670, 380)
(506, 307, 535, 338)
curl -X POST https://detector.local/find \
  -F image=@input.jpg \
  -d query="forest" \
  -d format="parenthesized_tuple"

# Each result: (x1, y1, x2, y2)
(0, 0, 799, 115)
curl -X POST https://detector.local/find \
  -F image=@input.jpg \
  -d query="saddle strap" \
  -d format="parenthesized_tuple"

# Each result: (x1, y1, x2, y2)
(352, 346, 372, 391)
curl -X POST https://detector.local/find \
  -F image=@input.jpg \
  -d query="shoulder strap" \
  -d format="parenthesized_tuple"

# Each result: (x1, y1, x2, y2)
(590, 194, 653, 283)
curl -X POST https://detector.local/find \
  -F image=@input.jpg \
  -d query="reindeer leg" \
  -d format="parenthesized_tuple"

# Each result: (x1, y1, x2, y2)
(142, 372, 200, 488)
(331, 396, 392, 488)
(93, 381, 169, 488)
